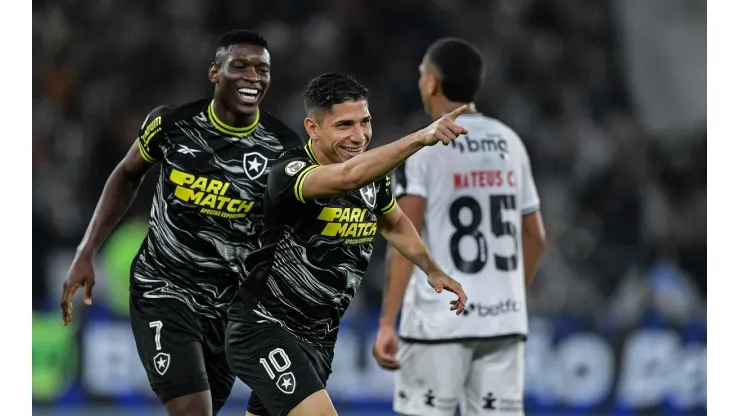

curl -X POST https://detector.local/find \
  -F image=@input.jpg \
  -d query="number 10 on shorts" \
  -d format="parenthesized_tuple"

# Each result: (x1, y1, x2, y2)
(260, 347, 296, 394)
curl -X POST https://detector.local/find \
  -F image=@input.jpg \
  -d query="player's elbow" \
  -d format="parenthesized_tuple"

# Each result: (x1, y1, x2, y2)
(531, 230, 546, 251)
(113, 159, 148, 191)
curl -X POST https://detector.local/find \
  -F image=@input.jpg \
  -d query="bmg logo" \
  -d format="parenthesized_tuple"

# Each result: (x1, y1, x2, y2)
(451, 134, 509, 159)
(462, 299, 521, 317)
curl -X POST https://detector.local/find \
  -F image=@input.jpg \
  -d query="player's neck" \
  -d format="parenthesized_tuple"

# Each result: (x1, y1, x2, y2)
(432, 102, 477, 119)
(211, 99, 258, 128)
(308, 138, 333, 165)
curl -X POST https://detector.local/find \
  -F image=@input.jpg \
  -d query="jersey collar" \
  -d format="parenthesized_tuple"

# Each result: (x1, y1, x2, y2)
(304, 139, 323, 165)
(207, 100, 260, 137)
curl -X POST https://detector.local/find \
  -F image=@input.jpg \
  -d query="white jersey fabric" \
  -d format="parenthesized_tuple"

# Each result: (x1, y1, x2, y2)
(393, 113, 540, 341)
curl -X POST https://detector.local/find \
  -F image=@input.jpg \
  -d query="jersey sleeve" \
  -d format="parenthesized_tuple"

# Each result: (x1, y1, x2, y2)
(374, 175, 397, 216)
(267, 156, 319, 203)
(137, 106, 172, 164)
(520, 147, 540, 215)
(392, 150, 428, 199)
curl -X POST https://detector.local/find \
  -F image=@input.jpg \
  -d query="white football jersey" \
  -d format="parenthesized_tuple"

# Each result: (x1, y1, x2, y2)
(393, 113, 540, 341)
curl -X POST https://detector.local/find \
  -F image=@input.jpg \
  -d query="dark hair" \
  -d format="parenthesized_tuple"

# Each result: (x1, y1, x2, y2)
(215, 29, 268, 63)
(303, 72, 369, 116)
(426, 38, 484, 102)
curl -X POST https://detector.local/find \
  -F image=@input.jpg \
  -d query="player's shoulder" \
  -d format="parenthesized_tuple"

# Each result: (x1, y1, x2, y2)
(141, 99, 209, 131)
(269, 146, 313, 182)
(258, 109, 306, 148)
(483, 115, 527, 144)
(474, 114, 519, 138)
(274, 145, 312, 165)
(477, 114, 530, 154)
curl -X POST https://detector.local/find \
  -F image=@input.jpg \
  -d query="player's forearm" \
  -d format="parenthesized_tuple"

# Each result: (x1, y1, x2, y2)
(77, 163, 145, 259)
(522, 235, 545, 288)
(379, 250, 415, 328)
(340, 133, 425, 190)
(521, 212, 546, 288)
(382, 213, 440, 277)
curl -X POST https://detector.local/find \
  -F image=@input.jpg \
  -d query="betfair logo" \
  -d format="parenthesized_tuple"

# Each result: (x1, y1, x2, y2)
(317, 207, 377, 244)
(169, 168, 254, 219)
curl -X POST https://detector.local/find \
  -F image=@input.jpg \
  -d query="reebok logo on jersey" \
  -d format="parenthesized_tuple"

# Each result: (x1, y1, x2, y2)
(177, 145, 201, 157)
(451, 134, 509, 159)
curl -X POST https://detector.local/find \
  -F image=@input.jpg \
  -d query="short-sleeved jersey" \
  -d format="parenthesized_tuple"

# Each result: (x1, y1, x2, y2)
(131, 99, 304, 319)
(393, 113, 540, 341)
(229, 141, 397, 348)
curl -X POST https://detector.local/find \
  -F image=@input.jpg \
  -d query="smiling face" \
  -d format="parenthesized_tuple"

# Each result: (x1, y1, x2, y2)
(209, 43, 271, 116)
(304, 100, 372, 164)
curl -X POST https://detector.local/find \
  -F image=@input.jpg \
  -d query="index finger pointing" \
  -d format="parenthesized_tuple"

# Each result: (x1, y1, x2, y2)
(447, 105, 468, 120)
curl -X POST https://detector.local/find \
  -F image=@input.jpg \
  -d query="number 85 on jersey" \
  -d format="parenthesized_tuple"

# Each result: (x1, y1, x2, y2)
(448, 193, 519, 274)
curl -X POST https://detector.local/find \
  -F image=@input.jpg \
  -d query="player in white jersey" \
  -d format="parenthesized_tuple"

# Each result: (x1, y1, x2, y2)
(372, 38, 547, 416)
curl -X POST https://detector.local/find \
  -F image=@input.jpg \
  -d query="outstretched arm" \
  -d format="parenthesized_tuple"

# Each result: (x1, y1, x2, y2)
(298, 105, 468, 201)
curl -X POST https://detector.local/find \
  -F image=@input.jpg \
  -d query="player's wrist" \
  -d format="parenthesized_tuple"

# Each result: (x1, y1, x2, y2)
(423, 263, 443, 276)
(406, 131, 430, 149)
(76, 245, 96, 261)
(378, 316, 397, 328)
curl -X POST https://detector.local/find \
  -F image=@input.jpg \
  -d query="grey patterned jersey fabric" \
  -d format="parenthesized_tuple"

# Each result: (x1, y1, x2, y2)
(131, 99, 304, 319)
(229, 143, 398, 347)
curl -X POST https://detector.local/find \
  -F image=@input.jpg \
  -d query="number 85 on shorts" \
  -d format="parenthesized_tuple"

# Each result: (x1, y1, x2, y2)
(226, 321, 332, 416)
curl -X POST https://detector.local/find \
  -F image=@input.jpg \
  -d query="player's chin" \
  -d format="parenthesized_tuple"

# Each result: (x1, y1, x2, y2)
(233, 101, 259, 116)
(233, 95, 262, 115)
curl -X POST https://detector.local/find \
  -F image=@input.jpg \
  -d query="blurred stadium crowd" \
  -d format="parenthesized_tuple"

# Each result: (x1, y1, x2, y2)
(33, 0, 705, 328)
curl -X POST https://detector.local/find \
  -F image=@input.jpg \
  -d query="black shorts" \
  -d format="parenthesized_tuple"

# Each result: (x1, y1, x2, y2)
(129, 294, 235, 411)
(225, 320, 334, 416)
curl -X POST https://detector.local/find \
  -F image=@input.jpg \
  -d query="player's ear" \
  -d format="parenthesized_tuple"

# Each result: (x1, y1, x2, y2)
(208, 62, 219, 84)
(428, 74, 441, 97)
(304, 117, 318, 140)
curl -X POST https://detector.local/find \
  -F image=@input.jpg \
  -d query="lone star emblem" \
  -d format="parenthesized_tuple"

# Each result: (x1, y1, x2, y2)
(243, 152, 268, 180)
(276, 372, 296, 394)
(359, 183, 376, 208)
(153, 352, 170, 376)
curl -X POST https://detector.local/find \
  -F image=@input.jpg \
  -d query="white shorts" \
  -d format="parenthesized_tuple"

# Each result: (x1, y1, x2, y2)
(393, 337, 525, 416)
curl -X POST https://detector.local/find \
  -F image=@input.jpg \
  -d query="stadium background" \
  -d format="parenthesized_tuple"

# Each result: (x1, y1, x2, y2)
(32, 0, 706, 415)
